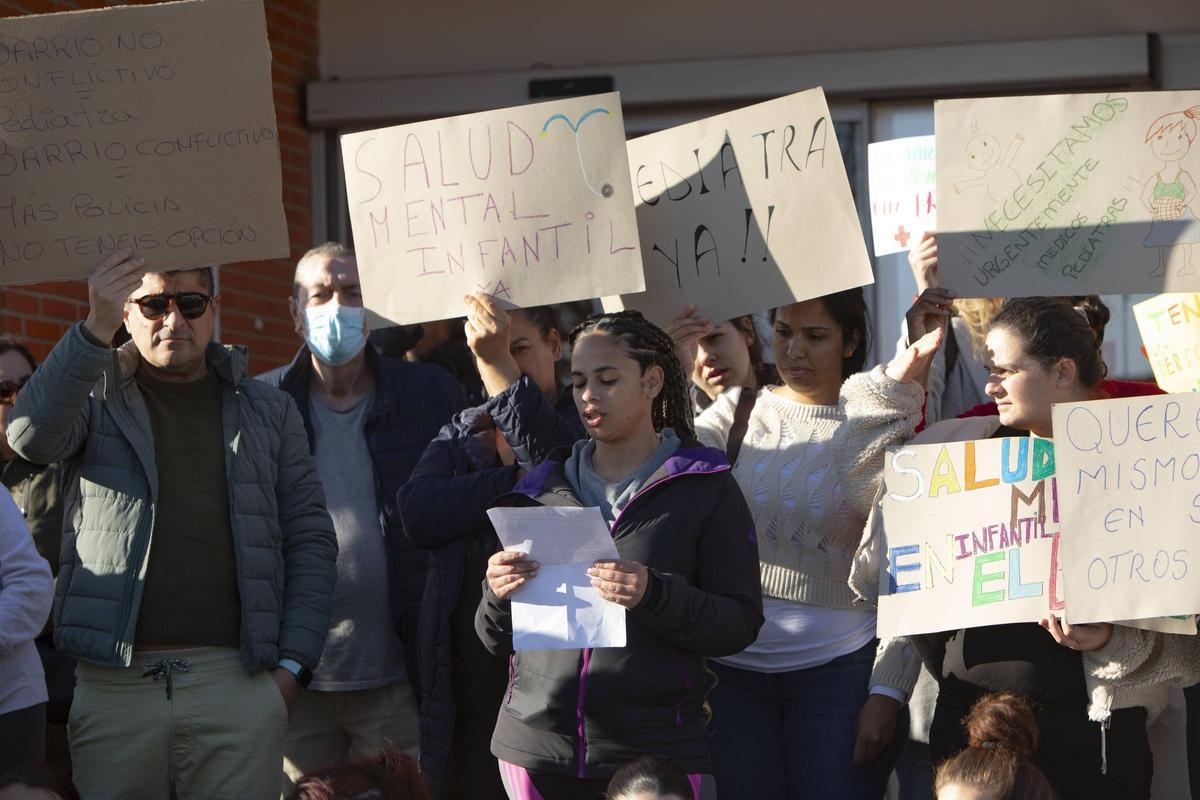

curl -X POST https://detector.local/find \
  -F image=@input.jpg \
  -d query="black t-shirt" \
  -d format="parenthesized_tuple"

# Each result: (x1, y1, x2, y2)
(940, 425, 1087, 711)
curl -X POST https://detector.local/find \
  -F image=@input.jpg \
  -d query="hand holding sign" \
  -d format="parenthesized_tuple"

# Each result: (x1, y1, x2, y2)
(905, 288, 955, 346)
(885, 326, 944, 387)
(1039, 614, 1113, 651)
(84, 248, 146, 343)
(665, 305, 711, 381)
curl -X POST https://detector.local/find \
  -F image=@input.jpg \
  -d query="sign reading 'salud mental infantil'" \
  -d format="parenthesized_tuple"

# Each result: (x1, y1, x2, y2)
(341, 93, 644, 326)
(0, 0, 289, 284)
(877, 437, 1064, 637)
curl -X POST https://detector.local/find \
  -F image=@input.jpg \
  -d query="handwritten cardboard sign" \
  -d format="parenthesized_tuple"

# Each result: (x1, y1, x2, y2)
(0, 0, 288, 284)
(1053, 394, 1200, 623)
(877, 437, 1065, 637)
(601, 88, 874, 327)
(341, 93, 643, 326)
(935, 90, 1200, 297)
(868, 135, 936, 256)
(1133, 293, 1200, 393)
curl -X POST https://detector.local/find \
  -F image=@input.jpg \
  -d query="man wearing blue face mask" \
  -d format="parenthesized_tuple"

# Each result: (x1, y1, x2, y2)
(260, 242, 466, 793)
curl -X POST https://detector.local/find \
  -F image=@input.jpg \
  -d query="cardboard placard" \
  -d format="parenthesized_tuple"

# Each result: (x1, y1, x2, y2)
(935, 90, 1200, 297)
(341, 93, 643, 327)
(601, 88, 874, 327)
(868, 135, 936, 256)
(877, 437, 1064, 637)
(0, 0, 288, 284)
(1133, 293, 1200, 393)
(1053, 394, 1200, 623)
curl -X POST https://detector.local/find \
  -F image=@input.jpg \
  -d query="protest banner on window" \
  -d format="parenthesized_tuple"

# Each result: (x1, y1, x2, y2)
(601, 87, 874, 327)
(1133, 293, 1200, 393)
(341, 92, 643, 326)
(0, 0, 289, 284)
(868, 135, 936, 256)
(876, 436, 1065, 637)
(935, 90, 1200, 297)
(1053, 394, 1200, 624)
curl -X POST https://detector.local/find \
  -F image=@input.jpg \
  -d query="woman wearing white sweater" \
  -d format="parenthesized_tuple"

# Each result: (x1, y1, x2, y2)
(689, 288, 946, 799)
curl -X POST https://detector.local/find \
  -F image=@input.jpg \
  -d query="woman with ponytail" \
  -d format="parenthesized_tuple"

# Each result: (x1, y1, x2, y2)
(475, 310, 764, 800)
(867, 296, 1189, 799)
(935, 694, 1056, 800)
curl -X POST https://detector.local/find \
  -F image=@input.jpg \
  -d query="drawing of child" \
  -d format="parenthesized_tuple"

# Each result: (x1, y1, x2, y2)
(1142, 105, 1200, 277)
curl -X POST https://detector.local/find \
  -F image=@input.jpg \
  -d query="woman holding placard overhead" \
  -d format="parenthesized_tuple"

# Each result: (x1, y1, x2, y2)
(475, 310, 764, 800)
(691, 288, 948, 799)
(875, 296, 1188, 800)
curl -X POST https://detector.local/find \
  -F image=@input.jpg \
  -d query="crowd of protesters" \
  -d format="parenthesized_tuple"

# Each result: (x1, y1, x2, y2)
(1, 231, 1199, 800)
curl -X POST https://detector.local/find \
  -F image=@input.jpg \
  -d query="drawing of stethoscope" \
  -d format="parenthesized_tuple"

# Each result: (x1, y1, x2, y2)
(541, 108, 615, 199)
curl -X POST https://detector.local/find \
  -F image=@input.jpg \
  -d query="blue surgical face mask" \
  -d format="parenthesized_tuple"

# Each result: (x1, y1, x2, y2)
(304, 303, 367, 366)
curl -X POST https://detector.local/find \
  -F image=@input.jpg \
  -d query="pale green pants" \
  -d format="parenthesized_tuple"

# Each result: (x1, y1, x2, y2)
(70, 647, 286, 800)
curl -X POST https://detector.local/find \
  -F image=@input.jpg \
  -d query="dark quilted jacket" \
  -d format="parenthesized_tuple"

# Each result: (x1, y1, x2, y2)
(398, 376, 584, 797)
(7, 323, 338, 672)
(261, 344, 465, 685)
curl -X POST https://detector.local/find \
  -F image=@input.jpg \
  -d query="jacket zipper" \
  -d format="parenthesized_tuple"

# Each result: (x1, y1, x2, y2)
(505, 653, 516, 705)
(224, 387, 251, 674)
(572, 460, 731, 777)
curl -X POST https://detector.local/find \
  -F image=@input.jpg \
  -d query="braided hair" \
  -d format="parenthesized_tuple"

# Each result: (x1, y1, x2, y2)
(569, 310, 695, 439)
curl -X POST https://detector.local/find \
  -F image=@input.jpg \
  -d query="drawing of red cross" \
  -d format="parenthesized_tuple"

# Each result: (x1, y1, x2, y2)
(894, 225, 911, 249)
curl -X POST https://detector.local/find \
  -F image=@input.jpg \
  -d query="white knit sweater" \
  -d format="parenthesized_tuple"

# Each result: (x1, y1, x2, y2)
(696, 365, 926, 691)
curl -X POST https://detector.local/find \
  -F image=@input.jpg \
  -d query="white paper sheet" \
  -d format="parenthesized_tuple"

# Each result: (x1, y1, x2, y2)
(486, 506, 627, 650)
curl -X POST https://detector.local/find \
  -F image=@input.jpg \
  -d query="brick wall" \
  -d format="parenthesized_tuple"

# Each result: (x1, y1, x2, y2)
(0, 0, 316, 372)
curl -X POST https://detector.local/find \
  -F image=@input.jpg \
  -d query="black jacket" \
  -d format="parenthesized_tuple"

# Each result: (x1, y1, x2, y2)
(398, 376, 584, 797)
(261, 344, 465, 682)
(475, 441, 764, 779)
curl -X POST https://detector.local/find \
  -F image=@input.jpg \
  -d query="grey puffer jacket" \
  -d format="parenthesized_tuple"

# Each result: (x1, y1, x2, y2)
(7, 323, 338, 673)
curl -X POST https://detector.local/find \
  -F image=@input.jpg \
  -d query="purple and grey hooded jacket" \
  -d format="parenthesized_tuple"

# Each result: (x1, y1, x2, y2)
(475, 440, 764, 780)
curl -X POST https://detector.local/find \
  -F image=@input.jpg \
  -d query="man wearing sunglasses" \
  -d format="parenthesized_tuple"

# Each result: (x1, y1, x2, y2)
(7, 248, 338, 800)
(260, 242, 465, 793)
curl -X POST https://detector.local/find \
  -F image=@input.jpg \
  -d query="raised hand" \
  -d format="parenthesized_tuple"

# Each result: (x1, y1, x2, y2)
(84, 248, 146, 344)
(665, 305, 710, 381)
(464, 292, 521, 396)
(884, 326, 944, 386)
(908, 232, 938, 293)
(905, 287, 955, 346)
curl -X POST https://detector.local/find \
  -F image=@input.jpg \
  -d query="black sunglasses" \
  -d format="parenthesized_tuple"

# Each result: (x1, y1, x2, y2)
(0, 374, 30, 403)
(132, 292, 212, 321)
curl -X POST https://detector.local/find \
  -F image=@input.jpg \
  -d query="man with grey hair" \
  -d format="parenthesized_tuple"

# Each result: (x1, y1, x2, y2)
(261, 242, 465, 790)
(8, 248, 338, 799)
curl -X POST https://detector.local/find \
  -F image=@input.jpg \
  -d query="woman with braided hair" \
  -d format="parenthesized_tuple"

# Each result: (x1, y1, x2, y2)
(475, 310, 764, 800)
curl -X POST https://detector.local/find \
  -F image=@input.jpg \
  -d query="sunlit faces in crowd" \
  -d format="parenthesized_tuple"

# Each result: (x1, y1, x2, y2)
(0, 346, 34, 461)
(694, 317, 756, 397)
(509, 309, 562, 400)
(123, 268, 218, 380)
(771, 299, 860, 406)
(571, 332, 664, 443)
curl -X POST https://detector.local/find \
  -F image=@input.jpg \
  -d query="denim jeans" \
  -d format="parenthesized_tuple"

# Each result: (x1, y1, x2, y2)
(708, 640, 907, 799)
